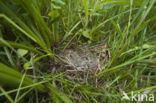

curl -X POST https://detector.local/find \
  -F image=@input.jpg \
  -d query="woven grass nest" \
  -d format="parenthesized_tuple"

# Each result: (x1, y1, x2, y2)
(55, 43, 111, 84)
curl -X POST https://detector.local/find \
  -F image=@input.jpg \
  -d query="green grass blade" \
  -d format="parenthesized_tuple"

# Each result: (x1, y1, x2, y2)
(0, 39, 43, 55)
(14, 71, 27, 103)
(3, 47, 16, 68)
(0, 86, 14, 103)
(96, 50, 156, 76)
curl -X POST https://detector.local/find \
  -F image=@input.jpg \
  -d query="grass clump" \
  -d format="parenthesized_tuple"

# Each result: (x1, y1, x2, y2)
(0, 0, 156, 103)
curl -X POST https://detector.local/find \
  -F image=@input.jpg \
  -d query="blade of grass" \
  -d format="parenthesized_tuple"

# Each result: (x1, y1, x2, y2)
(0, 39, 43, 55)
(14, 71, 27, 103)
(135, 0, 156, 31)
(0, 62, 45, 92)
(16, 88, 33, 103)
(18, 0, 54, 48)
(91, 8, 137, 35)
(96, 49, 156, 76)
(48, 84, 73, 103)
(0, 1, 48, 48)
(63, 21, 81, 40)
(0, 80, 50, 97)
(0, 86, 14, 103)
(83, 0, 89, 27)
(4, 47, 16, 68)
(0, 1, 54, 57)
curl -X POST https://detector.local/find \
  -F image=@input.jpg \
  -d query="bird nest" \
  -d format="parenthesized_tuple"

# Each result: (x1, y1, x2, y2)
(55, 43, 111, 84)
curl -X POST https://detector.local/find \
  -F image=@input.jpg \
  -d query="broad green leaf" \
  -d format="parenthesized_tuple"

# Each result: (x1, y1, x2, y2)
(0, 62, 45, 92)
(52, 4, 61, 9)
(24, 62, 32, 70)
(0, 62, 32, 87)
(24, 54, 51, 70)
(48, 10, 60, 19)
(82, 29, 92, 40)
(17, 49, 28, 57)
(142, 44, 152, 49)
(52, 0, 65, 5)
